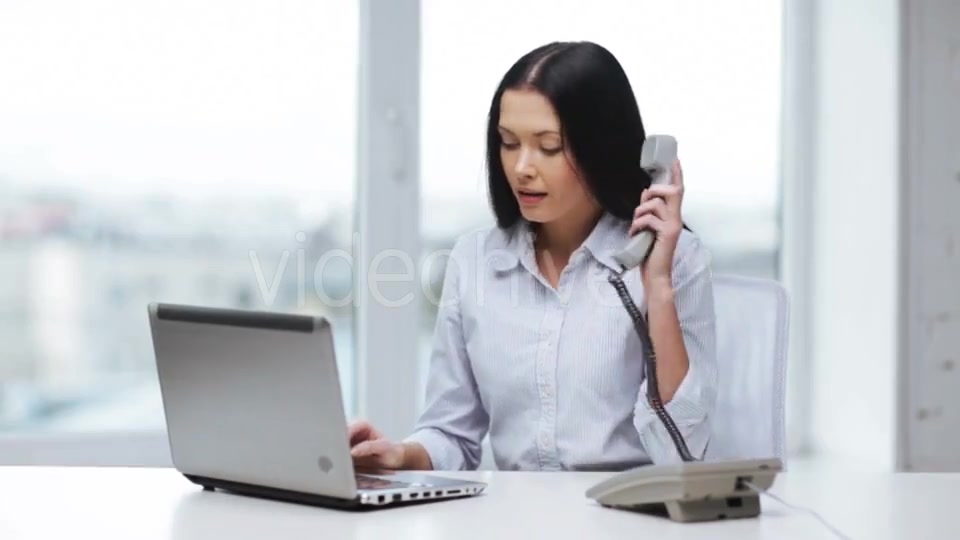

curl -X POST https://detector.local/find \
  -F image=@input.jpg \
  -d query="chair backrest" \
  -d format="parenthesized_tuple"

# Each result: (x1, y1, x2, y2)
(704, 273, 789, 463)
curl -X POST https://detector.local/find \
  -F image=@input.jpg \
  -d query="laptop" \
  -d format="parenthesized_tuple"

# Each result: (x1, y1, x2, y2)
(147, 302, 486, 508)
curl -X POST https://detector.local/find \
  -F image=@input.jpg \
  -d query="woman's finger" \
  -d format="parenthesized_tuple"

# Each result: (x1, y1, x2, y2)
(352, 440, 404, 470)
(644, 183, 682, 202)
(350, 440, 375, 457)
(633, 197, 669, 220)
(672, 159, 684, 190)
(628, 214, 662, 237)
(353, 452, 395, 471)
(348, 420, 376, 446)
(350, 439, 391, 457)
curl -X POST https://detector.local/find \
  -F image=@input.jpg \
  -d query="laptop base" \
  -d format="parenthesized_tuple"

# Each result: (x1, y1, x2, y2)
(186, 474, 370, 510)
(184, 474, 478, 510)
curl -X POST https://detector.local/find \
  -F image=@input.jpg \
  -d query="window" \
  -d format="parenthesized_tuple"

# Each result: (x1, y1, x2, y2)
(0, 1, 358, 434)
(418, 0, 783, 393)
(0, 0, 785, 464)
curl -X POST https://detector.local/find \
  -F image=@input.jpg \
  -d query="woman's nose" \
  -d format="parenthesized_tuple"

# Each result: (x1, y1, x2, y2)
(514, 147, 536, 177)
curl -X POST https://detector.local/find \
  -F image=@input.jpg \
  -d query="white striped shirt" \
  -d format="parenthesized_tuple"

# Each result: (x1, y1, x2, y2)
(406, 211, 718, 471)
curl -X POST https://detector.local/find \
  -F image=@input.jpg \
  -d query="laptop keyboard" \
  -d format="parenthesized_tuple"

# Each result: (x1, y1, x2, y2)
(355, 474, 413, 491)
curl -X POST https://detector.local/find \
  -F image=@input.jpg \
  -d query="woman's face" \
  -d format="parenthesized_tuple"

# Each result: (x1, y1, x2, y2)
(498, 89, 598, 224)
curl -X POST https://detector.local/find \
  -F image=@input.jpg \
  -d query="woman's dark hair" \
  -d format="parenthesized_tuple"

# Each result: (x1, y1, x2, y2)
(486, 41, 652, 229)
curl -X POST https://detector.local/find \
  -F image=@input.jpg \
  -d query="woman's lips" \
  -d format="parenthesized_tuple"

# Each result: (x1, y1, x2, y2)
(517, 190, 547, 205)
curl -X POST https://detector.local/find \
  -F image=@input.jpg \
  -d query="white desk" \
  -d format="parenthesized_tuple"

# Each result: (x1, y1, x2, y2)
(0, 464, 955, 539)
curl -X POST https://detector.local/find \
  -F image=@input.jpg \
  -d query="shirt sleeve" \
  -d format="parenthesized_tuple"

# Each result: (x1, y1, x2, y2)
(633, 233, 718, 464)
(404, 235, 490, 470)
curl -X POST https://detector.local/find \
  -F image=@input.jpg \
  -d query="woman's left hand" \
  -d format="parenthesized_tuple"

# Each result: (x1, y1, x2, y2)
(628, 159, 684, 288)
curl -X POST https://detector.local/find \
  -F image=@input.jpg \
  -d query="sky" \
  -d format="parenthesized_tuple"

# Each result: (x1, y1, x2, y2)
(0, 0, 782, 219)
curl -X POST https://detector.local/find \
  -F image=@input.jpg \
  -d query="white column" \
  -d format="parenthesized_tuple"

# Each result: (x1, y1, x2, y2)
(779, 0, 817, 456)
(808, 0, 900, 469)
(355, 0, 423, 440)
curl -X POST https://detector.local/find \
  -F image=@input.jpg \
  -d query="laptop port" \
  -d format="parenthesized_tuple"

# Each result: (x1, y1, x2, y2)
(378, 495, 386, 504)
(448, 489, 461, 495)
(410, 493, 419, 499)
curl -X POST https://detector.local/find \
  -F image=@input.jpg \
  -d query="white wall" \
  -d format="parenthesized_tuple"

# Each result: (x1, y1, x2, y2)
(900, 0, 960, 471)
(808, 0, 900, 469)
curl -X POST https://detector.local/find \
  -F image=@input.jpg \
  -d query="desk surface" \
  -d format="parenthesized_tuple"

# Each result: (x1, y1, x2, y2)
(0, 464, 956, 539)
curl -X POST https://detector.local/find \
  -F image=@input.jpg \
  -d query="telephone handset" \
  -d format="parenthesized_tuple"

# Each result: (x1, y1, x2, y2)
(612, 134, 679, 271)
(587, 135, 783, 523)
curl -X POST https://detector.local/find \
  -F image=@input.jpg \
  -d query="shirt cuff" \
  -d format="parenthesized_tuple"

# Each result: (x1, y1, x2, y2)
(404, 427, 466, 471)
(634, 371, 710, 464)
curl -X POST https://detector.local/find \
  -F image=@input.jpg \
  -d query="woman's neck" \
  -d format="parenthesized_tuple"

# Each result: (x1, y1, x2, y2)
(533, 206, 604, 260)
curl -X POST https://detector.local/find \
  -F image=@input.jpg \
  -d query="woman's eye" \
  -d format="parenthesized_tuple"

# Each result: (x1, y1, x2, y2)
(541, 146, 562, 155)
(500, 141, 520, 150)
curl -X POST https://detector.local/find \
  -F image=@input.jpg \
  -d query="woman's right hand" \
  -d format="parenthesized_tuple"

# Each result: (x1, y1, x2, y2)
(347, 420, 406, 470)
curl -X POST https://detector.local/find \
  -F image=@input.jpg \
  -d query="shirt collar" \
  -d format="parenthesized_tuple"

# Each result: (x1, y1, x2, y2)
(492, 212, 630, 274)
(581, 212, 632, 272)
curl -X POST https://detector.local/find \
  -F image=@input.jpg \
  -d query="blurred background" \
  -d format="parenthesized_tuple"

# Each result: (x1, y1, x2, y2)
(1, 0, 956, 471)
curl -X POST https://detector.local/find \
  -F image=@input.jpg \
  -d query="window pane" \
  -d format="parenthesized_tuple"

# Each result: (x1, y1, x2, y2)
(419, 0, 782, 393)
(0, 1, 358, 433)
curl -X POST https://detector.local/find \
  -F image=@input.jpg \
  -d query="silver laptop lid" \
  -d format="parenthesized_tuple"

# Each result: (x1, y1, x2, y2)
(148, 303, 358, 499)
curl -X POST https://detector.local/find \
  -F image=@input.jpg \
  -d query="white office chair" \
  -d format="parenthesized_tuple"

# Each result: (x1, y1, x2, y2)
(704, 273, 789, 464)
(476, 273, 789, 471)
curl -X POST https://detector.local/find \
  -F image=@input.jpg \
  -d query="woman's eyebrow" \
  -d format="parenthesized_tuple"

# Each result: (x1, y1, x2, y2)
(497, 126, 560, 136)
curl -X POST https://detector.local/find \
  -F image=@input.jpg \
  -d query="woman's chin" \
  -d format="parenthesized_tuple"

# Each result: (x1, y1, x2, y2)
(518, 207, 552, 223)
(519, 212, 546, 223)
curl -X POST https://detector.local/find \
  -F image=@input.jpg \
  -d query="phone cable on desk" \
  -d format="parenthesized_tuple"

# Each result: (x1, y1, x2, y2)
(742, 480, 853, 540)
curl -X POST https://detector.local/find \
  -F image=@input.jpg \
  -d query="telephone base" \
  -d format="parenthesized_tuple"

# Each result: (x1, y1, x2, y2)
(604, 494, 762, 523)
(585, 458, 782, 523)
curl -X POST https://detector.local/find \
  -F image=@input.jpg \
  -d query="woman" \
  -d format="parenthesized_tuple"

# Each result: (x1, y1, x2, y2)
(349, 41, 717, 471)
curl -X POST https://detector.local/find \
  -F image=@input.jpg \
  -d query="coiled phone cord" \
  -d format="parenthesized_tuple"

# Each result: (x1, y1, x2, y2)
(608, 269, 696, 463)
(609, 270, 853, 538)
